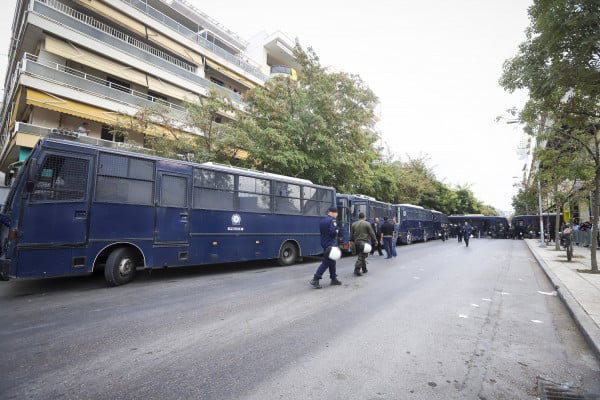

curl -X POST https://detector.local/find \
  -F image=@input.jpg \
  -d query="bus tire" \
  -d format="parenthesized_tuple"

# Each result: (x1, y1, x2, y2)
(104, 247, 137, 286)
(277, 241, 298, 266)
(406, 232, 412, 245)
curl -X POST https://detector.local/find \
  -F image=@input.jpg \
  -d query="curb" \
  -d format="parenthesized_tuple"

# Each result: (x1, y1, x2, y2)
(525, 240, 600, 360)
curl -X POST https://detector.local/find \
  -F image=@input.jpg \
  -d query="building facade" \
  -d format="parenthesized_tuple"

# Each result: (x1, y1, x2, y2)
(0, 0, 297, 173)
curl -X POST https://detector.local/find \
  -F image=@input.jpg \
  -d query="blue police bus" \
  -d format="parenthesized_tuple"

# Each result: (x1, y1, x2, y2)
(448, 215, 510, 239)
(336, 193, 393, 253)
(511, 213, 561, 240)
(431, 210, 449, 239)
(394, 203, 433, 244)
(0, 137, 336, 286)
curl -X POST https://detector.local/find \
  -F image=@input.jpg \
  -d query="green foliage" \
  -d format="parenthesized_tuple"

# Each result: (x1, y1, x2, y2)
(124, 44, 496, 215)
(238, 43, 381, 191)
(500, 0, 600, 271)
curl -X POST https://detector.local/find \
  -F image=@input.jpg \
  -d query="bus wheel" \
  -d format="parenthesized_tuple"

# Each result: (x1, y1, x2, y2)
(105, 247, 137, 286)
(277, 242, 298, 266)
(406, 232, 412, 245)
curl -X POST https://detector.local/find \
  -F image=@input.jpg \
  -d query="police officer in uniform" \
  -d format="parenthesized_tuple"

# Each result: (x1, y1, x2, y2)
(310, 207, 342, 288)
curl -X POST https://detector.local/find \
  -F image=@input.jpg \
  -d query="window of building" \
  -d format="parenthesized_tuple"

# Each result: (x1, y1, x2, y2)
(107, 76, 130, 93)
(100, 125, 125, 142)
(147, 91, 168, 104)
(210, 77, 224, 87)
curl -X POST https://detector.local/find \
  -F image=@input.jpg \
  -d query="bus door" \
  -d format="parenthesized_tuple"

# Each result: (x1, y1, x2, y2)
(21, 153, 93, 245)
(155, 172, 190, 244)
(336, 197, 350, 250)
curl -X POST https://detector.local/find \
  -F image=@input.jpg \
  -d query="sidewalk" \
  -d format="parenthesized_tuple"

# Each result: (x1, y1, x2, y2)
(525, 239, 600, 359)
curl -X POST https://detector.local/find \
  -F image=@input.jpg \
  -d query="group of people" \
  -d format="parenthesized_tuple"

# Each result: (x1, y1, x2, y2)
(309, 208, 398, 289)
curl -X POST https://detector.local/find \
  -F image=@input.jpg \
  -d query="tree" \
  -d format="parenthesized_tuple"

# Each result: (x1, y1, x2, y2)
(184, 89, 250, 163)
(500, 0, 600, 272)
(112, 90, 250, 164)
(238, 42, 381, 192)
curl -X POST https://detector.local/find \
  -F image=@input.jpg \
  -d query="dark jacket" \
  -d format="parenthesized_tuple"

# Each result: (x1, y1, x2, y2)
(461, 224, 474, 238)
(320, 215, 338, 249)
(371, 222, 382, 239)
(381, 221, 395, 237)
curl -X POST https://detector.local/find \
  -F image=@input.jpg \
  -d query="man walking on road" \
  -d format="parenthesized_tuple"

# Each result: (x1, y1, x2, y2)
(350, 212, 377, 276)
(461, 221, 474, 247)
(310, 207, 342, 289)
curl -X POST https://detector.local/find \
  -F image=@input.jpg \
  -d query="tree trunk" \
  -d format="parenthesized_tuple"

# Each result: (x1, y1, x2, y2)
(554, 205, 561, 251)
(591, 170, 599, 272)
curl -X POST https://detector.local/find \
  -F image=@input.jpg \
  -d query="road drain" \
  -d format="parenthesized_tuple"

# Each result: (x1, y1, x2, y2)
(538, 377, 600, 400)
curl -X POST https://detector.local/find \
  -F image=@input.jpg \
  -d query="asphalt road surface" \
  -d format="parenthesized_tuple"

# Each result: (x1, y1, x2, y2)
(1, 238, 599, 400)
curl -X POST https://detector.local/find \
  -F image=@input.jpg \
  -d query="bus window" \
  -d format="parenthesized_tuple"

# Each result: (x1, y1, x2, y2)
(303, 187, 333, 216)
(95, 153, 154, 205)
(31, 155, 88, 202)
(238, 176, 270, 212)
(274, 182, 301, 214)
(193, 168, 235, 210)
(161, 174, 188, 208)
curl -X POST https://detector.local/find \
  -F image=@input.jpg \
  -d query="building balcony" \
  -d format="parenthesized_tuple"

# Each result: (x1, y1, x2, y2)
(31, 0, 242, 104)
(117, 0, 269, 82)
(270, 65, 297, 80)
(21, 53, 188, 114)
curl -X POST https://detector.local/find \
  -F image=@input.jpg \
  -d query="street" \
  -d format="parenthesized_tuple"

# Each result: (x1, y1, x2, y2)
(1, 238, 599, 399)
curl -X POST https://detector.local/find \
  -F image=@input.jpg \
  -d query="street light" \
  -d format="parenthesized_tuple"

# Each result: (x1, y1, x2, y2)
(506, 119, 545, 246)
(536, 161, 546, 247)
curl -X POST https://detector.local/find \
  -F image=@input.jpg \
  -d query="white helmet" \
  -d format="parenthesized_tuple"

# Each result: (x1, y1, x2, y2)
(328, 246, 342, 260)
(362, 243, 372, 254)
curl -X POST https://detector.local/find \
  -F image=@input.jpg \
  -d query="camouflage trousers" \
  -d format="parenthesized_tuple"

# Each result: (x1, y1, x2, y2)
(354, 252, 368, 270)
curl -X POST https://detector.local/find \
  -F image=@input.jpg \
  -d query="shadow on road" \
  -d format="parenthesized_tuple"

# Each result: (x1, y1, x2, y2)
(0, 256, 322, 298)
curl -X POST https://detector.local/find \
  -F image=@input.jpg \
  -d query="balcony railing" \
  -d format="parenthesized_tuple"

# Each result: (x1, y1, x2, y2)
(118, 0, 269, 82)
(16, 122, 153, 152)
(23, 53, 188, 113)
(38, 0, 196, 73)
(30, 1, 243, 102)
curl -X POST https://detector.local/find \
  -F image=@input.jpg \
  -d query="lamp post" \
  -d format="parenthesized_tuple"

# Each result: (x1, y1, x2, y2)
(505, 117, 545, 245)
(536, 163, 546, 247)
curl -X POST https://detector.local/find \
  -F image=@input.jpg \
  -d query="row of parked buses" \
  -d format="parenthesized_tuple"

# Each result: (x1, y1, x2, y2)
(0, 135, 512, 286)
(448, 215, 512, 239)
(511, 214, 564, 240)
(335, 194, 449, 252)
(334, 194, 513, 253)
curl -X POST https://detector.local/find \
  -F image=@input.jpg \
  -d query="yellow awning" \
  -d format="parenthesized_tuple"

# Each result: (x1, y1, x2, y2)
(26, 89, 119, 125)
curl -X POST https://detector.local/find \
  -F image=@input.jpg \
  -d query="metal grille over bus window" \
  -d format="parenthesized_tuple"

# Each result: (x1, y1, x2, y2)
(96, 153, 154, 205)
(31, 155, 88, 202)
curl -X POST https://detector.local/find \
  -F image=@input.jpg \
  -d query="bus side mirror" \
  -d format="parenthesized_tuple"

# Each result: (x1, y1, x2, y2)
(25, 158, 37, 193)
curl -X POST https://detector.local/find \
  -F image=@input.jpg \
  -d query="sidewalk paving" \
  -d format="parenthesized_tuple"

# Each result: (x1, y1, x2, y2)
(525, 239, 600, 359)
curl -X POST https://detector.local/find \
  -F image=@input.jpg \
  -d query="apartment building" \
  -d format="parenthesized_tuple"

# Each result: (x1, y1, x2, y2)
(0, 0, 297, 173)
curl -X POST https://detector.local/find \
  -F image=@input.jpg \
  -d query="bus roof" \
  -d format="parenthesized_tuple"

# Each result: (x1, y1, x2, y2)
(395, 203, 424, 209)
(37, 137, 331, 188)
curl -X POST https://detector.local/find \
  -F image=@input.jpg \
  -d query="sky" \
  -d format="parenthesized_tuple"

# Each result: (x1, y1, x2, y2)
(0, 0, 533, 213)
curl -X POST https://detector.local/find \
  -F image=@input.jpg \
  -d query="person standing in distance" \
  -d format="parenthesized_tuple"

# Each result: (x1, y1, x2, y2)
(77, 122, 89, 136)
(370, 217, 384, 256)
(461, 221, 474, 247)
(381, 216, 395, 259)
(350, 212, 377, 276)
(310, 206, 342, 288)
(391, 216, 399, 257)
